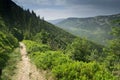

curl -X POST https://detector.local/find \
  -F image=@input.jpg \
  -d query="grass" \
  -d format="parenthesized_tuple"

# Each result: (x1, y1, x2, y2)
(1, 48, 21, 80)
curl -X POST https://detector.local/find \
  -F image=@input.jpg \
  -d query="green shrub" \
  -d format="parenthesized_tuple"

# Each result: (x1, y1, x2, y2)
(23, 40, 50, 53)
(66, 38, 103, 62)
(1, 48, 21, 80)
(0, 31, 18, 71)
(52, 61, 116, 80)
(23, 39, 116, 80)
(0, 31, 18, 53)
(30, 51, 72, 70)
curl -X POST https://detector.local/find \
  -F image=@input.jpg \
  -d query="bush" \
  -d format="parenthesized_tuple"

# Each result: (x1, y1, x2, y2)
(1, 48, 21, 80)
(66, 38, 93, 62)
(30, 51, 72, 70)
(23, 40, 50, 53)
(52, 61, 116, 80)
(0, 31, 18, 71)
(23, 39, 116, 80)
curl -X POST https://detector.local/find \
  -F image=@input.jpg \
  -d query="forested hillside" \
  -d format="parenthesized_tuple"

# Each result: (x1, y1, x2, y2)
(0, 0, 75, 50)
(56, 14, 120, 45)
(0, 0, 119, 80)
(0, 0, 74, 79)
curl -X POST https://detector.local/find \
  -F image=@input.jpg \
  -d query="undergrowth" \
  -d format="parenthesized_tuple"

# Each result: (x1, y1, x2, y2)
(1, 48, 21, 80)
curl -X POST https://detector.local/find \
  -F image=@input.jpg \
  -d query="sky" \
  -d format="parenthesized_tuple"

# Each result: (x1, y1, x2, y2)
(12, 0, 120, 20)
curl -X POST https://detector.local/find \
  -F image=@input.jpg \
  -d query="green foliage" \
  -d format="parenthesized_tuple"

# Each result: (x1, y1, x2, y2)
(1, 48, 21, 80)
(23, 40, 116, 80)
(0, 54, 9, 69)
(66, 38, 102, 62)
(0, 32, 12, 53)
(0, 0, 75, 50)
(52, 61, 116, 80)
(0, 31, 18, 78)
(102, 20, 120, 79)
(0, 17, 6, 32)
(88, 49, 108, 63)
(109, 39, 120, 56)
(111, 26, 120, 38)
(12, 28, 24, 41)
(33, 29, 50, 44)
(30, 51, 72, 70)
(0, 0, 118, 79)
(109, 25, 120, 56)
(23, 40, 50, 53)
(67, 38, 91, 61)
(0, 31, 18, 51)
(23, 40, 72, 70)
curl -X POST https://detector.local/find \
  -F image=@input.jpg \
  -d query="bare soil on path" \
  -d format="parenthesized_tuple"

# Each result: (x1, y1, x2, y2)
(12, 42, 46, 80)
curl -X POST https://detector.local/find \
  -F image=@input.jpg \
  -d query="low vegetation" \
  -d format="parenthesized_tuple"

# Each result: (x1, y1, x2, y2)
(1, 48, 21, 80)
(0, 0, 119, 80)
(23, 28, 119, 80)
(0, 31, 19, 79)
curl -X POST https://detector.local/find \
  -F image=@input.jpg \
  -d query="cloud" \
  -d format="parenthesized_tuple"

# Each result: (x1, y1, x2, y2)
(12, 0, 120, 20)
(12, 0, 120, 10)
(34, 8, 73, 20)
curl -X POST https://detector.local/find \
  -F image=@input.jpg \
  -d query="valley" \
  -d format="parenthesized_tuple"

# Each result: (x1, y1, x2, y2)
(0, 0, 120, 80)
(50, 14, 120, 45)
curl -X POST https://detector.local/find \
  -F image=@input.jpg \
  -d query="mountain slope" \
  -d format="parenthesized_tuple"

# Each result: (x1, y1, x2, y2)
(48, 18, 65, 24)
(0, 0, 75, 50)
(0, 0, 119, 79)
(56, 14, 120, 45)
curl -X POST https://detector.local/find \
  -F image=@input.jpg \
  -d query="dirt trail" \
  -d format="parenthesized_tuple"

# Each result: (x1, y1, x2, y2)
(12, 42, 46, 80)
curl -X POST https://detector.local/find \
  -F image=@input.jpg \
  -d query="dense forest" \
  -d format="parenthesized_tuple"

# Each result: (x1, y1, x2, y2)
(0, 0, 120, 80)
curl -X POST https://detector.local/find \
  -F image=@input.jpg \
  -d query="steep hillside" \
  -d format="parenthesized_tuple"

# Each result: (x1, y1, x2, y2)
(56, 14, 120, 45)
(0, 0, 75, 50)
(0, 0, 119, 80)
(0, 0, 103, 64)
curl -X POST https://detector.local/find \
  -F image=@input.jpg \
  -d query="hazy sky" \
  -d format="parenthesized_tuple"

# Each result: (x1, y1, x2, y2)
(12, 0, 120, 20)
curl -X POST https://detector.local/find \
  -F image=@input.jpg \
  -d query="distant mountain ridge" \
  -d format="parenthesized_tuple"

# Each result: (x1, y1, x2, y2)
(48, 18, 65, 24)
(54, 13, 120, 45)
